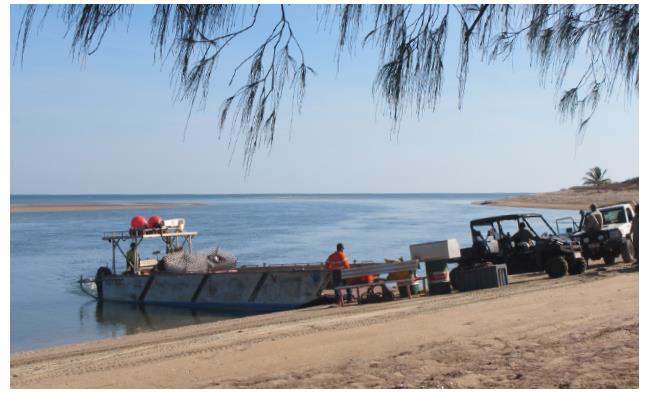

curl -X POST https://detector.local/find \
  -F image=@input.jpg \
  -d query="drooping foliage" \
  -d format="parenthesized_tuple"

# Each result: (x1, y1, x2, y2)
(15, 4, 638, 167)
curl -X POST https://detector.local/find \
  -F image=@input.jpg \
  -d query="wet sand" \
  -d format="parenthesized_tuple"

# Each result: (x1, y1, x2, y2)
(10, 264, 638, 388)
(474, 187, 638, 210)
(10, 203, 204, 213)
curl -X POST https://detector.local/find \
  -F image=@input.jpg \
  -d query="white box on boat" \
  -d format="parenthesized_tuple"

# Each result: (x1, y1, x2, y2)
(163, 218, 185, 231)
(409, 239, 461, 261)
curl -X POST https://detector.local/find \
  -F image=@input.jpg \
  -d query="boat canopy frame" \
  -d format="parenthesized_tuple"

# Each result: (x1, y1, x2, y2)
(102, 229, 198, 274)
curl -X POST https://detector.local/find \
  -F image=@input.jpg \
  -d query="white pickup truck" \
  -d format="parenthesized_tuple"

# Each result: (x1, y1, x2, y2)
(557, 202, 636, 265)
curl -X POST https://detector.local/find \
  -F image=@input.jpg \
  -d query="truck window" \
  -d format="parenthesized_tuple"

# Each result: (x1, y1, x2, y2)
(626, 208, 634, 222)
(601, 207, 627, 225)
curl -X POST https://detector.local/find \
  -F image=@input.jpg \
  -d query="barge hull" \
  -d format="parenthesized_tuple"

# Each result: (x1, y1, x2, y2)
(100, 270, 332, 312)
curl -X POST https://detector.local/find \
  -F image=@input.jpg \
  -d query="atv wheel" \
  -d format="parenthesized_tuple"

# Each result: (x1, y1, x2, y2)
(545, 256, 568, 278)
(603, 254, 616, 265)
(621, 239, 635, 263)
(569, 258, 587, 275)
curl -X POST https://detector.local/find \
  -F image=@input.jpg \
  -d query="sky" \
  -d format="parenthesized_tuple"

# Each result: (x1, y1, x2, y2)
(9, 4, 639, 194)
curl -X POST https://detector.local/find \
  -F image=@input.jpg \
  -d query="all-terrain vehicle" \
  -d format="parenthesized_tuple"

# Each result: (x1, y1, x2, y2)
(453, 214, 586, 285)
(556, 202, 636, 265)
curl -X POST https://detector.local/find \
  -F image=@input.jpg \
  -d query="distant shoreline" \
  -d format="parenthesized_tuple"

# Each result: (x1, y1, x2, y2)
(473, 182, 639, 211)
(10, 203, 205, 213)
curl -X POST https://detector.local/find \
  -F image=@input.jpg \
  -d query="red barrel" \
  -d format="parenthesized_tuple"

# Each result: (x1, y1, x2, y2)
(130, 215, 148, 229)
(148, 215, 163, 228)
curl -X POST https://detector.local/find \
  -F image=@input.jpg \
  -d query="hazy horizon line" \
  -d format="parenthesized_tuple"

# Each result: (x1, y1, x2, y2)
(10, 191, 533, 196)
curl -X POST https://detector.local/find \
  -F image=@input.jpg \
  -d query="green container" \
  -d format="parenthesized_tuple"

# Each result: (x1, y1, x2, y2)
(398, 286, 409, 298)
(410, 283, 420, 294)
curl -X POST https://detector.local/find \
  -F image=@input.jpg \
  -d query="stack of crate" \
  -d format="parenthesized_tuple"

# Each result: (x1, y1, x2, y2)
(409, 239, 461, 295)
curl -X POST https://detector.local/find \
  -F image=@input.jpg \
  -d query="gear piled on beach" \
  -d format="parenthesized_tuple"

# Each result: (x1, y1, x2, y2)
(161, 247, 237, 273)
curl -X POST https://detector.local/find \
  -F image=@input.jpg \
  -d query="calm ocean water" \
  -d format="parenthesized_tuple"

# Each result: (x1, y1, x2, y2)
(10, 194, 577, 352)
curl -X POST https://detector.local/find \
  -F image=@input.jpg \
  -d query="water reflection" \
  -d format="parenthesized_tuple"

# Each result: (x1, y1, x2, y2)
(89, 302, 253, 336)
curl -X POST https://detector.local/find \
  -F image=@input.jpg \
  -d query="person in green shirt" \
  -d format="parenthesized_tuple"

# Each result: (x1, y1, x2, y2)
(126, 242, 138, 273)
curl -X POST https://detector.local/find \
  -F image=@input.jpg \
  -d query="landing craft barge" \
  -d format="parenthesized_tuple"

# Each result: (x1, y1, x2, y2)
(83, 216, 333, 312)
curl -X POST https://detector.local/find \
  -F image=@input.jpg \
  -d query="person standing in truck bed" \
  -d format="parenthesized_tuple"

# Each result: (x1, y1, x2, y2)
(583, 204, 604, 234)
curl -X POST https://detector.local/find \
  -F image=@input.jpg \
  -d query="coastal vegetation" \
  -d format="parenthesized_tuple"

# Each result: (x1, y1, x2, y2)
(582, 166, 612, 192)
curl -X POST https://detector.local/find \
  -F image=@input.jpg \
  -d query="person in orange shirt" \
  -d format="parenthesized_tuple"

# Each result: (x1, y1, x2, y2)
(326, 243, 352, 302)
(326, 243, 351, 270)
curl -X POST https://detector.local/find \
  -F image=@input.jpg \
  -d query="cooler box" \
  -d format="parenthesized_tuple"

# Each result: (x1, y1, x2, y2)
(410, 239, 461, 262)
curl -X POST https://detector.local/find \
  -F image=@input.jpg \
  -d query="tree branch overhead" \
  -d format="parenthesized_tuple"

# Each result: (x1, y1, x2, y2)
(16, 4, 639, 169)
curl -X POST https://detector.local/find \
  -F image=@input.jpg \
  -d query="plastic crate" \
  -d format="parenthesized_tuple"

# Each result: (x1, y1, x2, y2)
(453, 264, 509, 292)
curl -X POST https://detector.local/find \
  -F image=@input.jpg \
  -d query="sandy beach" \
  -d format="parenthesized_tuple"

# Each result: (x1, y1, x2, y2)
(475, 186, 639, 210)
(10, 202, 204, 213)
(11, 264, 638, 388)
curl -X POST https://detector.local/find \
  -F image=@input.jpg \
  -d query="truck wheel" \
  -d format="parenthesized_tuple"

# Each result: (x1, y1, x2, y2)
(603, 254, 616, 265)
(450, 268, 460, 291)
(569, 258, 587, 275)
(545, 256, 568, 278)
(621, 239, 635, 263)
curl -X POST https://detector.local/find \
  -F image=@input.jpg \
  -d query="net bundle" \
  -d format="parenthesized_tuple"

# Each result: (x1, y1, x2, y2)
(161, 247, 237, 274)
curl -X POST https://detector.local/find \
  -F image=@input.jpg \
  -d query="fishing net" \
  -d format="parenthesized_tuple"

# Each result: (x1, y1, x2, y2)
(159, 247, 237, 274)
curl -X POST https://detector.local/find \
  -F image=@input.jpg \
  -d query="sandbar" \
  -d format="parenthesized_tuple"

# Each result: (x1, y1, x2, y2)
(10, 202, 205, 213)
(474, 185, 638, 211)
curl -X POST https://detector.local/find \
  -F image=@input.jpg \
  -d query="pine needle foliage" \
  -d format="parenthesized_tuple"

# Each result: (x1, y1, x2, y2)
(15, 4, 638, 169)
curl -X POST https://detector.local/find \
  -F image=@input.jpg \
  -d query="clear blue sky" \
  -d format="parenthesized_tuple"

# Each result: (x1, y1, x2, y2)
(10, 5, 639, 194)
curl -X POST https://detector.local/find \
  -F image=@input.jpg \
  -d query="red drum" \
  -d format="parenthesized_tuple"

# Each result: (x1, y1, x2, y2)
(148, 215, 163, 228)
(130, 215, 148, 229)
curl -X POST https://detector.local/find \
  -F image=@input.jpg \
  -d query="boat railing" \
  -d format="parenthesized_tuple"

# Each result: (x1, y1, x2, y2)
(102, 229, 198, 241)
(236, 260, 382, 272)
(238, 263, 325, 272)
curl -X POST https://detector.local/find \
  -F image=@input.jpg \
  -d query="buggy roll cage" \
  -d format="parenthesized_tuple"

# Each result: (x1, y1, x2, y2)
(470, 213, 557, 240)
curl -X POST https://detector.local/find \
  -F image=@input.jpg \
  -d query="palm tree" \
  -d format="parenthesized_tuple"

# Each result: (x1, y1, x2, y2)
(583, 167, 612, 192)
